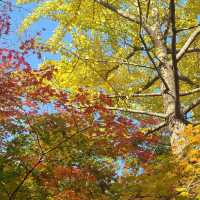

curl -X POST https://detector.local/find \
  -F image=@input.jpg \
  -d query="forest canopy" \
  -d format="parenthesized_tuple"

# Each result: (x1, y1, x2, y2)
(0, 0, 200, 199)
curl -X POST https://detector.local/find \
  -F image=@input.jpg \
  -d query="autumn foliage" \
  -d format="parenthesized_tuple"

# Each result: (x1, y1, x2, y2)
(0, 1, 200, 200)
(0, 6, 159, 199)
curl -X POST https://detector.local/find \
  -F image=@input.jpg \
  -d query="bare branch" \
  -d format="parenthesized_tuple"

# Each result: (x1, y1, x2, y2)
(176, 26, 200, 61)
(179, 75, 199, 87)
(168, 47, 200, 54)
(136, 76, 159, 93)
(94, 0, 139, 24)
(181, 48, 200, 53)
(109, 92, 162, 99)
(144, 121, 167, 135)
(105, 49, 154, 79)
(184, 97, 200, 114)
(72, 55, 153, 70)
(107, 106, 167, 118)
(180, 87, 200, 96)
(94, 0, 153, 36)
(176, 24, 200, 33)
(125, 43, 153, 52)
(109, 87, 200, 99)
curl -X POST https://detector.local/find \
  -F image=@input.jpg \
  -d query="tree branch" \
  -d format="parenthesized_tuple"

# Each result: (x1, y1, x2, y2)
(94, 0, 153, 35)
(9, 158, 43, 200)
(144, 121, 167, 135)
(107, 106, 167, 118)
(109, 92, 162, 99)
(109, 87, 200, 99)
(132, 66, 198, 96)
(168, 47, 200, 54)
(136, 76, 159, 93)
(105, 49, 154, 79)
(176, 24, 200, 33)
(184, 97, 200, 114)
(180, 87, 200, 96)
(176, 26, 200, 61)
(130, 92, 162, 97)
(125, 42, 154, 52)
(94, 0, 139, 24)
(179, 74, 199, 87)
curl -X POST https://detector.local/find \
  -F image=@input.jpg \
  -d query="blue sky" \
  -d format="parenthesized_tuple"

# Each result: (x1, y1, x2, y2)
(0, 0, 73, 69)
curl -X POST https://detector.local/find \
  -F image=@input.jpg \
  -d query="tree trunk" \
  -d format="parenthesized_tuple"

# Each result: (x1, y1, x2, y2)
(160, 65, 187, 156)
(147, 21, 188, 156)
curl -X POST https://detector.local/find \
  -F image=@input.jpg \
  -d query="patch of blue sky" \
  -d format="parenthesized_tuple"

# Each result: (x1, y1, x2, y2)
(93, 111, 101, 121)
(117, 35, 132, 48)
(116, 158, 125, 176)
(37, 102, 58, 114)
(22, 101, 58, 115)
(63, 32, 73, 45)
(101, 32, 109, 41)
(119, 2, 129, 11)
(197, 15, 200, 22)
(104, 45, 113, 56)
(115, 157, 145, 177)
(19, 19, 61, 68)
(180, 0, 187, 5)
(5, 1, 72, 69)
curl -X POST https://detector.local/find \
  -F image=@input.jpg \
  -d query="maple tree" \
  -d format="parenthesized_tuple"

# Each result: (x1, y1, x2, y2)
(0, 0, 200, 200)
